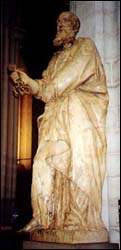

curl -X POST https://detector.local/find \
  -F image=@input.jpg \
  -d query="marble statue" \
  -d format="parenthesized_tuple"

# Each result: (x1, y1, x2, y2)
(9, 11, 109, 243)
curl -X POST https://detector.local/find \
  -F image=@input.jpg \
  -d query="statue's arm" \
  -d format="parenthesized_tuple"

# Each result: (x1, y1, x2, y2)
(9, 65, 55, 102)
(31, 41, 96, 101)
(8, 40, 96, 101)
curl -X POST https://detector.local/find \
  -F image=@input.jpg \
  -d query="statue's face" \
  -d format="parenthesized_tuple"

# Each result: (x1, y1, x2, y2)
(53, 13, 76, 47)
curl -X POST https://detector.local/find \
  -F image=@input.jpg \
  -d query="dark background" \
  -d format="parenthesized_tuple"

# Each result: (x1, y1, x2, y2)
(7, 0, 69, 158)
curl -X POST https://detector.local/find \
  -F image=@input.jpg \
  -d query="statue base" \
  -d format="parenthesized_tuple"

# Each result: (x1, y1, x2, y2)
(30, 228, 109, 244)
(23, 241, 119, 249)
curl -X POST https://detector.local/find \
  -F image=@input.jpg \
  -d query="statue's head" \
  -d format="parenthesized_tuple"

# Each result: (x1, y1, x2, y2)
(53, 11, 80, 47)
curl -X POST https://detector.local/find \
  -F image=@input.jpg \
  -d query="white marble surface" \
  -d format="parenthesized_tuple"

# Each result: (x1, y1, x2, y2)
(107, 86, 120, 107)
(106, 130, 120, 154)
(106, 153, 120, 177)
(108, 177, 120, 200)
(106, 106, 119, 130)
(109, 199, 120, 228)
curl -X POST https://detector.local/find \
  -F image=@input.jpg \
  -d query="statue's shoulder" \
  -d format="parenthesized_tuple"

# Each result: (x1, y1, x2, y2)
(75, 37, 96, 54)
(77, 37, 95, 45)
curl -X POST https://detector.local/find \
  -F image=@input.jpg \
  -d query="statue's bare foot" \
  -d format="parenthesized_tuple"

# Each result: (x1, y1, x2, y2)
(18, 218, 41, 233)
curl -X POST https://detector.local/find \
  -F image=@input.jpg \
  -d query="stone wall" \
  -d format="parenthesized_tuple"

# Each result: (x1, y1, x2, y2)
(70, 1, 120, 244)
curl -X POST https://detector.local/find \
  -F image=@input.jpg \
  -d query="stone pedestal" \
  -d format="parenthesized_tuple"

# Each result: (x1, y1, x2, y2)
(30, 229, 109, 244)
(23, 241, 119, 249)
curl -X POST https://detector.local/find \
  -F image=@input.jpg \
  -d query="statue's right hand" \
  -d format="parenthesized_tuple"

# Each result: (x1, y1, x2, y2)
(8, 65, 32, 97)
(8, 64, 38, 97)
(10, 70, 30, 86)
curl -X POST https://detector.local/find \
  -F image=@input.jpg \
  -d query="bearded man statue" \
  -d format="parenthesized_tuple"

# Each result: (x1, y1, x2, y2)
(9, 11, 109, 243)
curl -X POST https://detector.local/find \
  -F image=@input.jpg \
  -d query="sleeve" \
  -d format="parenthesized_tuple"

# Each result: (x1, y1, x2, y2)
(33, 79, 56, 103)
(32, 54, 57, 103)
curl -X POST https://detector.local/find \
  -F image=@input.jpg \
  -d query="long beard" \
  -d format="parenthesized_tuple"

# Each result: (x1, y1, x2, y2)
(53, 32, 75, 47)
(53, 37, 63, 47)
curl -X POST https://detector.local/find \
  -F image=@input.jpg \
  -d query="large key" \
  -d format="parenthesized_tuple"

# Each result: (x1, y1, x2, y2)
(8, 64, 30, 97)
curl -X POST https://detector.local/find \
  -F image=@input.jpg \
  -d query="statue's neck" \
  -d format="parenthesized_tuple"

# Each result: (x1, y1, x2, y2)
(63, 36, 76, 49)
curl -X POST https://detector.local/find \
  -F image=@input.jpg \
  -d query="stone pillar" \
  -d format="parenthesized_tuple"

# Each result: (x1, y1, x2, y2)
(1, 0, 27, 226)
(70, 1, 120, 244)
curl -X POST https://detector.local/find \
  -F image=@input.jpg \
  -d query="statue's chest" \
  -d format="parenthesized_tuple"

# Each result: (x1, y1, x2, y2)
(48, 48, 74, 79)
(53, 49, 71, 74)
(43, 42, 79, 80)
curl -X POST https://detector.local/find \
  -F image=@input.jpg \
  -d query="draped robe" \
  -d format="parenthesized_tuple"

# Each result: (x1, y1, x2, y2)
(30, 38, 109, 242)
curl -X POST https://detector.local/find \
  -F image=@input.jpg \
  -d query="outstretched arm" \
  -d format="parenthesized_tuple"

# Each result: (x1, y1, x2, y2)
(8, 65, 55, 103)
(8, 65, 40, 97)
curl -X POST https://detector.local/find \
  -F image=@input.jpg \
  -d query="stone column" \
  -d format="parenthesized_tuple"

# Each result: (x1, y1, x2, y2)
(70, 1, 120, 244)
(1, 0, 27, 226)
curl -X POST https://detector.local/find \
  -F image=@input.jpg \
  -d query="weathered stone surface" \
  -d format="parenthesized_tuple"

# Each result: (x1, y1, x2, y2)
(30, 228, 109, 244)
(23, 240, 119, 249)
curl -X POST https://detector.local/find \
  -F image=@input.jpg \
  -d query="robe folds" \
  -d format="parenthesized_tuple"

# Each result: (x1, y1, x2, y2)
(31, 38, 109, 232)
